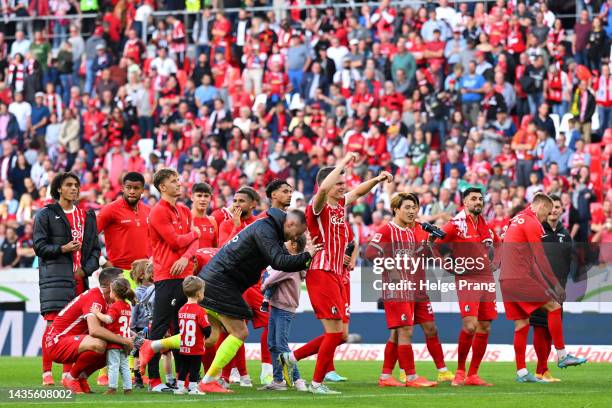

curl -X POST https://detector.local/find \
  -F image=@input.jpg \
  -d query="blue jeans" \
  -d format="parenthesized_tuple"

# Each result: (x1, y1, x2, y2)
(268, 306, 300, 383)
(527, 92, 543, 116)
(107, 349, 132, 390)
(138, 116, 154, 139)
(85, 59, 95, 95)
(53, 22, 68, 49)
(551, 101, 569, 118)
(598, 106, 612, 135)
(288, 69, 303, 93)
(60, 74, 72, 106)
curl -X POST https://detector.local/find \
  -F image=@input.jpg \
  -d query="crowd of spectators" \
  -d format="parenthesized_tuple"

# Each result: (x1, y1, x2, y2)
(0, 0, 611, 269)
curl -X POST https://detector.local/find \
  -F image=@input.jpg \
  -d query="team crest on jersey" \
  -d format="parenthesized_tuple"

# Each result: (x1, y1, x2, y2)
(91, 302, 102, 311)
(74, 336, 81, 340)
(464, 305, 471, 313)
(372, 233, 382, 243)
(401, 314, 407, 321)
(331, 306, 338, 315)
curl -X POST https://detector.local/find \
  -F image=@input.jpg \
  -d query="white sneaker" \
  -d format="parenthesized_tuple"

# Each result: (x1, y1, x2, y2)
(229, 368, 240, 384)
(257, 381, 287, 391)
(294, 379, 308, 392)
(188, 388, 206, 395)
(173, 387, 188, 395)
(239, 375, 253, 387)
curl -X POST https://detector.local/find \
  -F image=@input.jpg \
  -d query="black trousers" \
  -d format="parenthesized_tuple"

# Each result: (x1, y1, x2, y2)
(147, 279, 187, 380)
(178, 354, 202, 383)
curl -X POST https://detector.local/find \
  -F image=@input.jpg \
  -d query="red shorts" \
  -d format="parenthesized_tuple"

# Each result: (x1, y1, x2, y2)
(344, 282, 351, 322)
(412, 300, 435, 324)
(243, 286, 269, 329)
(459, 301, 498, 320)
(504, 301, 547, 321)
(306, 269, 347, 321)
(46, 334, 85, 364)
(384, 301, 413, 328)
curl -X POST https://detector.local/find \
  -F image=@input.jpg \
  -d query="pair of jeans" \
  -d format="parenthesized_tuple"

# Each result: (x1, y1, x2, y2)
(59, 74, 72, 106)
(527, 92, 543, 116)
(551, 101, 569, 119)
(84, 59, 95, 96)
(268, 306, 301, 383)
(288, 69, 304, 94)
(107, 349, 132, 390)
(138, 116, 154, 139)
(515, 159, 534, 187)
(597, 105, 612, 135)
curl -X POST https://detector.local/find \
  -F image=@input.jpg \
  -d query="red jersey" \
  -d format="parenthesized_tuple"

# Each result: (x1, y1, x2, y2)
(149, 199, 199, 282)
(489, 216, 510, 238)
(211, 207, 232, 227)
(346, 133, 366, 156)
(306, 197, 350, 275)
(500, 207, 557, 286)
(178, 303, 210, 355)
(367, 222, 429, 299)
(97, 199, 151, 270)
(194, 247, 219, 273)
(193, 215, 218, 248)
(218, 214, 257, 246)
(64, 206, 86, 294)
(46, 287, 107, 347)
(105, 300, 132, 350)
(439, 210, 499, 278)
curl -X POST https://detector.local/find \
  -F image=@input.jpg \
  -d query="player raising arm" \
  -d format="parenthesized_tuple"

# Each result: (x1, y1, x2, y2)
(280, 152, 393, 395)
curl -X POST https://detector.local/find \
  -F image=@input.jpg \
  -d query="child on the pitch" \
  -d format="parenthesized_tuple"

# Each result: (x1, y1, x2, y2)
(175, 276, 211, 395)
(91, 278, 135, 394)
(130, 259, 154, 388)
(260, 236, 308, 391)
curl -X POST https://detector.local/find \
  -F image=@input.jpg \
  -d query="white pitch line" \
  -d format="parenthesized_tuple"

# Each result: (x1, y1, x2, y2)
(1, 389, 608, 406)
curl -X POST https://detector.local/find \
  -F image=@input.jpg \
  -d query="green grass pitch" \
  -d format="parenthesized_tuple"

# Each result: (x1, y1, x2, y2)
(0, 357, 610, 408)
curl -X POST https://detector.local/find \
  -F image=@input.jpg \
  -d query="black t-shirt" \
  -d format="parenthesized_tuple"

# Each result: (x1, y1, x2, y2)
(526, 65, 546, 92)
(1, 239, 17, 267)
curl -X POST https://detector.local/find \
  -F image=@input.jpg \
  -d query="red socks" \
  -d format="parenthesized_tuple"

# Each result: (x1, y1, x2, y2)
(397, 344, 416, 375)
(382, 341, 398, 374)
(457, 330, 474, 371)
(63, 364, 72, 374)
(236, 344, 247, 376)
(42, 324, 52, 372)
(312, 332, 343, 383)
(70, 351, 104, 379)
(547, 308, 565, 350)
(513, 325, 529, 371)
(468, 333, 488, 376)
(294, 334, 325, 361)
(260, 328, 271, 364)
(533, 326, 552, 374)
(425, 335, 446, 369)
(202, 346, 216, 372)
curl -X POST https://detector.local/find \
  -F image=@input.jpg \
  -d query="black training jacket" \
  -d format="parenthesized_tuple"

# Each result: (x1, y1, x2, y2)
(199, 208, 310, 293)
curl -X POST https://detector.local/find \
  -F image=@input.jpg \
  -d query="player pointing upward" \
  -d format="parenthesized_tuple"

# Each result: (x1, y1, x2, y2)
(280, 152, 393, 395)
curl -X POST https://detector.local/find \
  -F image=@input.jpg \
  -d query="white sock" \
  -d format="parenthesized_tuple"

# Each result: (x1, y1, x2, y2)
(380, 373, 391, 380)
(166, 374, 175, 382)
(188, 382, 197, 391)
(557, 348, 568, 360)
(438, 367, 448, 373)
(261, 362, 273, 375)
(43, 371, 52, 377)
(202, 374, 216, 384)
(240, 375, 250, 380)
(62, 372, 69, 379)
(177, 380, 184, 389)
(407, 374, 418, 381)
(311, 381, 321, 388)
(517, 368, 529, 377)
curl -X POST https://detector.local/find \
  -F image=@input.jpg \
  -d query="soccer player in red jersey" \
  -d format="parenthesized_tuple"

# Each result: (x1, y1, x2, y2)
(175, 276, 211, 395)
(190, 183, 218, 249)
(501, 193, 586, 382)
(218, 187, 259, 246)
(280, 152, 393, 394)
(145, 168, 201, 392)
(366, 193, 446, 388)
(437, 187, 500, 387)
(45, 268, 132, 394)
(97, 172, 151, 285)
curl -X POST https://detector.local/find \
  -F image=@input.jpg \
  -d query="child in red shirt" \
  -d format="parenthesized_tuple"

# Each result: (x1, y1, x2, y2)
(175, 276, 211, 395)
(91, 278, 135, 394)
